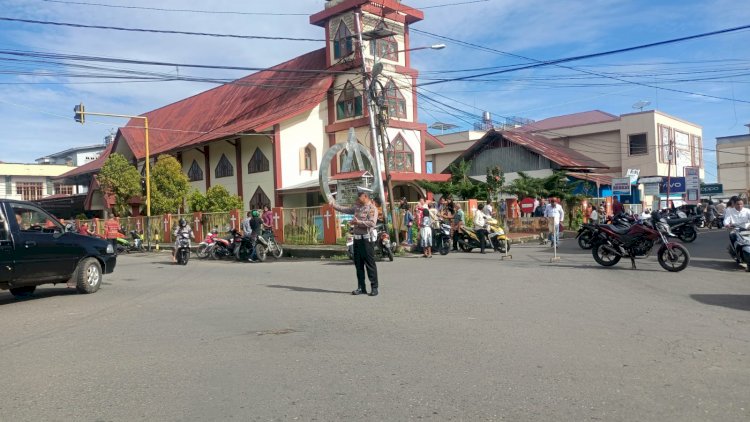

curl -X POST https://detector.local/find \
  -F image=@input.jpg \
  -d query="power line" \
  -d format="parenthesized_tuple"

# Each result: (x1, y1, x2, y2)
(0, 16, 324, 42)
(38, 0, 489, 15)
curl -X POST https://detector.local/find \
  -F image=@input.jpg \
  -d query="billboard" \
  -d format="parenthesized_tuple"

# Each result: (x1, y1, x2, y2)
(612, 177, 631, 195)
(660, 177, 686, 194)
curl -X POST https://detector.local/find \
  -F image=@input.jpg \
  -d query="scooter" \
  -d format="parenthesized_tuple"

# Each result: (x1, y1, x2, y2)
(727, 223, 750, 272)
(129, 230, 144, 252)
(175, 232, 191, 265)
(197, 229, 219, 259)
(434, 222, 452, 255)
(665, 215, 699, 243)
(457, 218, 510, 253)
(373, 225, 394, 262)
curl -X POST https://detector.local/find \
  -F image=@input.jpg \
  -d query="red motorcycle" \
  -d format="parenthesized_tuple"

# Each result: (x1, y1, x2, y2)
(590, 211, 690, 272)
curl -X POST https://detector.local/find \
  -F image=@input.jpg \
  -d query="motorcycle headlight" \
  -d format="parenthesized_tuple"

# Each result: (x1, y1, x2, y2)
(106, 244, 115, 254)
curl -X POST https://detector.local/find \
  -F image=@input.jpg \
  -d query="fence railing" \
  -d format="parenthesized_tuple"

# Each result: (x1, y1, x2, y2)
(282, 206, 322, 245)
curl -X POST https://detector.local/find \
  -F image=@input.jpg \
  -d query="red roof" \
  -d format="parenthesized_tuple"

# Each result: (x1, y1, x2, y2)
(120, 49, 333, 160)
(331, 171, 372, 180)
(450, 130, 607, 170)
(519, 110, 619, 133)
(566, 172, 613, 186)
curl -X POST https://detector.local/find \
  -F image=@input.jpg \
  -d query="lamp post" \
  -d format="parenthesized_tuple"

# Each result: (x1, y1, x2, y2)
(72, 104, 152, 246)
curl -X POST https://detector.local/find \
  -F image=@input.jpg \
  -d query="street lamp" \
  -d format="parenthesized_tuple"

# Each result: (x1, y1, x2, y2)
(397, 44, 446, 53)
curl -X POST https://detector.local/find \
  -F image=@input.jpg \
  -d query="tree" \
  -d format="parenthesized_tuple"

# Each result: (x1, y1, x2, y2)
(150, 154, 190, 215)
(503, 171, 544, 199)
(417, 159, 488, 200)
(187, 185, 243, 212)
(486, 165, 505, 203)
(97, 153, 141, 216)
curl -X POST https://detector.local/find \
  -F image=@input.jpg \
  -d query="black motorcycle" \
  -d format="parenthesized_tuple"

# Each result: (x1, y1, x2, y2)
(434, 222, 452, 255)
(727, 224, 750, 272)
(346, 226, 394, 262)
(234, 231, 268, 262)
(577, 214, 634, 250)
(665, 215, 698, 243)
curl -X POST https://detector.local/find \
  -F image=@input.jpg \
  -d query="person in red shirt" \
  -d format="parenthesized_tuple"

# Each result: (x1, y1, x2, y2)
(78, 222, 94, 236)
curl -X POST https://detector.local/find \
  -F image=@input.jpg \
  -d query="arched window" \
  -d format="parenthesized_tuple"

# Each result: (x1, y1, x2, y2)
(336, 81, 363, 120)
(388, 134, 414, 172)
(384, 79, 407, 119)
(370, 22, 398, 61)
(333, 21, 353, 59)
(248, 148, 269, 174)
(300, 143, 317, 171)
(249, 186, 270, 210)
(187, 160, 203, 182)
(215, 153, 233, 178)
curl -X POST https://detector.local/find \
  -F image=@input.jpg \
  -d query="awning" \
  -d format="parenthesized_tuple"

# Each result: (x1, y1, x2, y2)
(638, 176, 663, 184)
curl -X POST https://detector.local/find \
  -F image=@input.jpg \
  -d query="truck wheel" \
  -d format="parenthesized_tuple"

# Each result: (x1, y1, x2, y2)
(75, 258, 102, 294)
(9, 286, 36, 298)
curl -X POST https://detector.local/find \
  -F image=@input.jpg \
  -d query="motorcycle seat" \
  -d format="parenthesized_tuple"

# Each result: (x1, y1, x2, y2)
(603, 224, 630, 235)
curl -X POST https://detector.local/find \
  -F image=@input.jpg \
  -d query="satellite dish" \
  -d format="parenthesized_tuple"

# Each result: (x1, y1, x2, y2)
(632, 100, 651, 111)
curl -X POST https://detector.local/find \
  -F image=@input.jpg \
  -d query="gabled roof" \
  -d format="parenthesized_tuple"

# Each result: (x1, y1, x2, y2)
(119, 48, 333, 159)
(566, 172, 613, 186)
(448, 129, 607, 171)
(518, 110, 620, 133)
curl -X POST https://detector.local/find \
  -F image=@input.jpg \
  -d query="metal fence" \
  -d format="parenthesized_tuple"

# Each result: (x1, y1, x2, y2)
(282, 206, 323, 245)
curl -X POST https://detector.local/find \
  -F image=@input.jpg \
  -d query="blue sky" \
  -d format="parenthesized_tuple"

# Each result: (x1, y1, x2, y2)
(0, 0, 748, 183)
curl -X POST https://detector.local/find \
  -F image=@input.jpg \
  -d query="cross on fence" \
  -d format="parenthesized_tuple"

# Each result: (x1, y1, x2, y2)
(273, 213, 280, 230)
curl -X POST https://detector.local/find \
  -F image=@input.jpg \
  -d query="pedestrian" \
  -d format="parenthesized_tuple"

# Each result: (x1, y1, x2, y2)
(485, 201, 494, 218)
(499, 200, 507, 221)
(473, 203, 488, 254)
(330, 191, 379, 296)
(544, 198, 565, 247)
(534, 198, 546, 217)
(420, 204, 433, 258)
(716, 200, 726, 215)
(612, 197, 624, 215)
(78, 221, 94, 236)
(706, 200, 718, 229)
(452, 202, 465, 251)
(262, 205, 273, 230)
(589, 204, 598, 224)
(404, 207, 414, 244)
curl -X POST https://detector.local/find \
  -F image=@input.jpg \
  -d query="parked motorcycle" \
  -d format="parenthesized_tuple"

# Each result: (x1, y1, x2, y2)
(129, 230, 144, 252)
(233, 230, 268, 262)
(665, 215, 699, 243)
(590, 211, 689, 272)
(346, 226, 394, 261)
(577, 213, 634, 250)
(210, 234, 234, 260)
(262, 229, 283, 259)
(456, 217, 510, 253)
(435, 222, 452, 255)
(175, 232, 191, 265)
(197, 230, 219, 259)
(727, 223, 750, 272)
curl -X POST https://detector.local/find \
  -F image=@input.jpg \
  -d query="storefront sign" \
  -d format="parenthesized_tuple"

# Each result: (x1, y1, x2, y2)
(612, 177, 631, 195)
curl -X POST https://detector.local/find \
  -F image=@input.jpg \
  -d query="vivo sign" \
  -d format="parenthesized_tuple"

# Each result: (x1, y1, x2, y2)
(659, 177, 686, 194)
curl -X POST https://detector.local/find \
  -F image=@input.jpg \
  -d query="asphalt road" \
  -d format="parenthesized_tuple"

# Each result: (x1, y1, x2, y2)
(1, 229, 748, 421)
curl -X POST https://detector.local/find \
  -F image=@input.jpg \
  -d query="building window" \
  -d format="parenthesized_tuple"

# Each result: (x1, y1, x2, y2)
(300, 143, 318, 171)
(370, 22, 398, 61)
(628, 133, 648, 156)
(215, 154, 233, 179)
(336, 81, 363, 120)
(249, 186, 270, 210)
(248, 148, 269, 174)
(339, 140, 373, 173)
(659, 124, 671, 163)
(53, 183, 74, 196)
(16, 182, 44, 201)
(187, 160, 203, 182)
(333, 21, 353, 59)
(426, 161, 434, 174)
(388, 134, 414, 172)
(384, 79, 407, 119)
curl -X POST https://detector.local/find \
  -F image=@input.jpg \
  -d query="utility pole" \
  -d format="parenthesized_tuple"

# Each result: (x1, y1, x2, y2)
(666, 133, 674, 209)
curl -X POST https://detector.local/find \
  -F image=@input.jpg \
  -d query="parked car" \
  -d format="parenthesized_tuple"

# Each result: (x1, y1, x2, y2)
(0, 200, 117, 298)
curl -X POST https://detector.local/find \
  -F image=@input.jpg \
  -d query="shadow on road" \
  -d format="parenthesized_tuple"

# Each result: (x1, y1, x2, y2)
(266, 284, 350, 294)
(688, 258, 745, 273)
(690, 294, 750, 311)
(0, 288, 76, 306)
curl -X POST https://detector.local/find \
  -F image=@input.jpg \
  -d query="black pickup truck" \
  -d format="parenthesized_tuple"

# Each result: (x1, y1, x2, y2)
(0, 199, 116, 298)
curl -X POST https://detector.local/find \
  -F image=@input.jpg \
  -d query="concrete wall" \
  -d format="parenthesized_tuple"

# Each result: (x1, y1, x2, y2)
(717, 136, 750, 195)
(280, 104, 327, 189)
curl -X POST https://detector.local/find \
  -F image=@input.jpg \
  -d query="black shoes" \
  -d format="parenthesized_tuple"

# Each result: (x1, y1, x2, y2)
(352, 288, 367, 295)
(369, 288, 379, 297)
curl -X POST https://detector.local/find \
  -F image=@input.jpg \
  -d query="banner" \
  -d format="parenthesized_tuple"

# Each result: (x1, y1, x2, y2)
(644, 183, 660, 196)
(659, 177, 686, 194)
(612, 177, 631, 195)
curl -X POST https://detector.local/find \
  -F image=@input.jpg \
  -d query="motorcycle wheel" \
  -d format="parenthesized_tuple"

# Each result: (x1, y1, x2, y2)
(385, 247, 394, 262)
(592, 243, 621, 267)
(255, 244, 267, 262)
(182, 249, 189, 265)
(235, 245, 244, 261)
(439, 237, 451, 255)
(657, 244, 689, 272)
(577, 232, 593, 250)
(678, 227, 697, 243)
(497, 239, 510, 254)
(269, 240, 283, 259)
(460, 243, 473, 253)
(197, 243, 209, 259)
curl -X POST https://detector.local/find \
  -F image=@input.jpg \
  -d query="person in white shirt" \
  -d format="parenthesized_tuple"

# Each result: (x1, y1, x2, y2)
(588, 204, 599, 224)
(473, 203, 488, 254)
(724, 198, 750, 229)
(544, 198, 565, 246)
(484, 201, 494, 218)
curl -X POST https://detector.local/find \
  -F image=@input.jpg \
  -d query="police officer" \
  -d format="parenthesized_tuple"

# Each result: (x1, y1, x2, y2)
(330, 190, 379, 296)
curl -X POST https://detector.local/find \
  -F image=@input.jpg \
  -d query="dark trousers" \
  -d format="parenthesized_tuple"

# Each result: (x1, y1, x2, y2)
(353, 238, 378, 290)
(476, 228, 488, 253)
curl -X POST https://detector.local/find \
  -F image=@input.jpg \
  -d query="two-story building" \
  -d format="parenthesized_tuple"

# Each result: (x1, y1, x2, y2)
(58, 0, 448, 214)
(716, 124, 750, 198)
